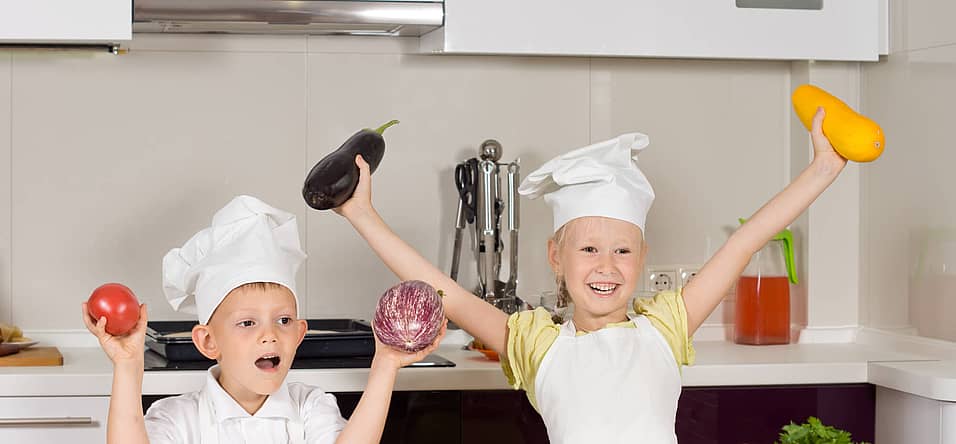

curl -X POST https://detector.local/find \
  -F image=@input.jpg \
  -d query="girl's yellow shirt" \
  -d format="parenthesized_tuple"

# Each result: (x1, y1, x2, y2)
(500, 291, 696, 410)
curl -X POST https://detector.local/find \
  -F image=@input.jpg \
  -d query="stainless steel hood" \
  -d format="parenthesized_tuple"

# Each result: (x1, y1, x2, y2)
(133, 0, 444, 37)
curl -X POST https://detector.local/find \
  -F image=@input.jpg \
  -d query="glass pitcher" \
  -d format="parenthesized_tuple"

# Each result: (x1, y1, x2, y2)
(735, 223, 797, 345)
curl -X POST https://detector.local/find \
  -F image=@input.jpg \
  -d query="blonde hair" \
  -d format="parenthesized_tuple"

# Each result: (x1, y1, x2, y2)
(234, 281, 287, 293)
(551, 224, 572, 308)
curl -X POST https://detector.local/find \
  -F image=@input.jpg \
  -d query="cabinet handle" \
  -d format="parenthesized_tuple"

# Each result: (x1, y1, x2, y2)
(735, 0, 822, 10)
(0, 417, 94, 426)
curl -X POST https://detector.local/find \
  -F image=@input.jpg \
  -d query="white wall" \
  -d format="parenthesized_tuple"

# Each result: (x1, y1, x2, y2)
(787, 61, 865, 339)
(861, 0, 956, 340)
(0, 34, 809, 332)
(0, 53, 9, 326)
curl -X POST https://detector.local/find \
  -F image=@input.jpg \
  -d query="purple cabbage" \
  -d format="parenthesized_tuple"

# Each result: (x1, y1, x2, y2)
(373, 280, 445, 353)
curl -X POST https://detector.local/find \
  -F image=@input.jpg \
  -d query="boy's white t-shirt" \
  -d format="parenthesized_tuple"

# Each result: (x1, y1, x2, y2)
(144, 365, 346, 444)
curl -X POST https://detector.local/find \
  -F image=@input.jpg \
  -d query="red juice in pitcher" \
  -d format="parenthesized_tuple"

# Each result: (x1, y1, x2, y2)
(733, 223, 796, 346)
(735, 275, 790, 345)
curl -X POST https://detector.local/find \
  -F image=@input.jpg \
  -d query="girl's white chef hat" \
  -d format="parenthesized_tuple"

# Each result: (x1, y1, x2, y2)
(162, 195, 307, 325)
(519, 133, 655, 233)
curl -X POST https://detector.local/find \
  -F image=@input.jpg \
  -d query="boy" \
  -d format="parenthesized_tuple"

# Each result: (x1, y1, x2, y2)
(83, 195, 444, 443)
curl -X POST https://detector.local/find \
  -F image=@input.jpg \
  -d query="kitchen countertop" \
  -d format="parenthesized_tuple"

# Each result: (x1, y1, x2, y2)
(868, 360, 956, 402)
(2, 337, 952, 399)
(683, 340, 934, 387)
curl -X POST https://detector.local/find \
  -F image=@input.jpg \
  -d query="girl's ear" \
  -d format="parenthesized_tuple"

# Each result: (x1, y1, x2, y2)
(192, 324, 220, 360)
(547, 238, 562, 275)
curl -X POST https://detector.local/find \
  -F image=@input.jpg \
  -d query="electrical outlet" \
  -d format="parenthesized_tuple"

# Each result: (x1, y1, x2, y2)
(679, 267, 699, 289)
(647, 269, 677, 292)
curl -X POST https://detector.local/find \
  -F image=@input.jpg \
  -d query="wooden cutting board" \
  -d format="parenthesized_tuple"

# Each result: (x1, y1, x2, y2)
(0, 346, 63, 367)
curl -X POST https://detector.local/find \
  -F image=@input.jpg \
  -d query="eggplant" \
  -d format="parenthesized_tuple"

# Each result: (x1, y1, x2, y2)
(302, 120, 399, 210)
(373, 280, 445, 353)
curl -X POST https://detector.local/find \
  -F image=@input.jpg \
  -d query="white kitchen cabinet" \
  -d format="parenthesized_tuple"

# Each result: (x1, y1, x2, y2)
(0, 396, 109, 443)
(0, 0, 131, 45)
(422, 0, 884, 61)
(876, 387, 956, 444)
(944, 403, 956, 444)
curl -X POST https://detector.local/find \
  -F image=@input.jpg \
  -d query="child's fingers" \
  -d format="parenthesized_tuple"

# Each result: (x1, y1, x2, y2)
(131, 304, 149, 334)
(811, 106, 826, 136)
(333, 155, 373, 216)
(435, 320, 448, 342)
(355, 155, 372, 192)
(809, 106, 838, 155)
(80, 303, 108, 340)
(80, 303, 99, 333)
(402, 337, 441, 364)
(354, 154, 369, 170)
(94, 316, 109, 337)
(419, 325, 446, 356)
(436, 320, 448, 341)
(410, 346, 432, 362)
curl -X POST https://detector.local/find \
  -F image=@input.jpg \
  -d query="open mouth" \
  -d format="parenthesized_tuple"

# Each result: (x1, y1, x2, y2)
(588, 282, 619, 297)
(254, 353, 281, 371)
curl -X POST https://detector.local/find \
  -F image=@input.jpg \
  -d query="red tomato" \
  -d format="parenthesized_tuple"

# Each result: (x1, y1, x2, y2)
(87, 283, 141, 336)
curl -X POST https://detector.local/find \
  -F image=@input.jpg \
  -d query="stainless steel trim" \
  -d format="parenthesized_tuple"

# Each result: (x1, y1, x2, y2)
(506, 162, 519, 232)
(477, 160, 497, 299)
(0, 417, 94, 426)
(479, 161, 496, 237)
(134, 0, 444, 36)
(491, 162, 502, 281)
(505, 161, 520, 296)
(450, 198, 465, 281)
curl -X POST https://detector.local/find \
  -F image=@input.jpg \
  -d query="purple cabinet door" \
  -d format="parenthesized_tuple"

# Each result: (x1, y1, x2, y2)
(676, 384, 875, 444)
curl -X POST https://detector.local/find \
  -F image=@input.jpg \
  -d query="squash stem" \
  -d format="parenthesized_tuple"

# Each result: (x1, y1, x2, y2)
(373, 120, 400, 135)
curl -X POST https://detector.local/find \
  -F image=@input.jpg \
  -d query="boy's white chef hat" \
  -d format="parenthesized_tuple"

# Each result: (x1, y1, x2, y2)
(162, 195, 307, 325)
(519, 133, 655, 233)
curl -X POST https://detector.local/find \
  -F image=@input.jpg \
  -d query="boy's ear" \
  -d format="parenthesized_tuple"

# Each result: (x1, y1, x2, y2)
(192, 324, 220, 360)
(295, 319, 308, 346)
(547, 238, 562, 275)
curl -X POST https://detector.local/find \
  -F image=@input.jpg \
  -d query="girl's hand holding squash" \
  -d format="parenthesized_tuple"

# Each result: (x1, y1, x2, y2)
(809, 107, 849, 173)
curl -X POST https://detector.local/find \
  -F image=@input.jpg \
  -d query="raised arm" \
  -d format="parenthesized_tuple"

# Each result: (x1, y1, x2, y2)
(335, 156, 510, 354)
(681, 108, 848, 336)
(335, 323, 445, 443)
(81, 303, 151, 444)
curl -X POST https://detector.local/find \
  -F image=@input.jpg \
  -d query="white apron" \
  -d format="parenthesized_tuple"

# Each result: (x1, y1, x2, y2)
(534, 314, 682, 444)
(198, 387, 306, 444)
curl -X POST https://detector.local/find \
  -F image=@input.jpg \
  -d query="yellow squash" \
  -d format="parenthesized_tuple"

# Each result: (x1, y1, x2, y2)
(792, 84, 885, 162)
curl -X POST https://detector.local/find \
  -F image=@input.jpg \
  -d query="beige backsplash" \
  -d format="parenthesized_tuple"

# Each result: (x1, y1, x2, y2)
(0, 34, 808, 332)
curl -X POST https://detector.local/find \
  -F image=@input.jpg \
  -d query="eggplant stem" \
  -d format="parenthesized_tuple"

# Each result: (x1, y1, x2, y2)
(373, 120, 400, 135)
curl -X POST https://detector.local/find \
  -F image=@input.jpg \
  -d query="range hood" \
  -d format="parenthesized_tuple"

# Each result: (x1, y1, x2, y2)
(133, 0, 444, 37)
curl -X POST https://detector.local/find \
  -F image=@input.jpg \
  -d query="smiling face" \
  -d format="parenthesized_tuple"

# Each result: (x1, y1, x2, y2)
(192, 283, 307, 399)
(549, 216, 647, 328)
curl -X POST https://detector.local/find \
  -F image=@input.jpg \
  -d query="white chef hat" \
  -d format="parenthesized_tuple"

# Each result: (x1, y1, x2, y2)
(519, 133, 655, 233)
(162, 195, 307, 325)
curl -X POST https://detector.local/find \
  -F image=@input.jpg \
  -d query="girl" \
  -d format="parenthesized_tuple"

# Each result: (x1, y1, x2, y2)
(336, 108, 845, 443)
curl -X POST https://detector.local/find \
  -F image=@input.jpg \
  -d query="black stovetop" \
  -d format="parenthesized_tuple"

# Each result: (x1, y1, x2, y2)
(143, 350, 456, 371)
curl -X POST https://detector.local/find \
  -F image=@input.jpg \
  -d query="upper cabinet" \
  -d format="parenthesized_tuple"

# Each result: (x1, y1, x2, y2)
(0, 0, 887, 60)
(0, 0, 131, 47)
(422, 0, 887, 61)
